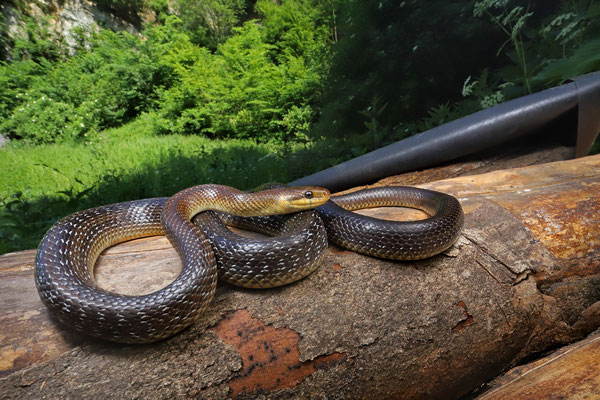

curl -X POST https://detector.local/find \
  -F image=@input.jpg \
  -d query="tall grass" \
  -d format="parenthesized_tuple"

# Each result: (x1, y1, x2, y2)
(2, 127, 287, 200)
(1, 115, 393, 253)
(0, 120, 298, 253)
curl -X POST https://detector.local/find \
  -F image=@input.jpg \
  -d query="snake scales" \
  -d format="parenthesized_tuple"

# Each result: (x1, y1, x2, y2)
(35, 184, 463, 343)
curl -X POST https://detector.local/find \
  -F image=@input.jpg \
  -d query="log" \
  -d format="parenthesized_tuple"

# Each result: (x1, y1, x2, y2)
(478, 329, 600, 399)
(1, 151, 599, 399)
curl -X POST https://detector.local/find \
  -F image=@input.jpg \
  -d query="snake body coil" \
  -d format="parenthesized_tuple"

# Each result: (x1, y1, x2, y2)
(35, 184, 463, 343)
(321, 186, 464, 260)
(194, 210, 328, 288)
(34, 185, 329, 343)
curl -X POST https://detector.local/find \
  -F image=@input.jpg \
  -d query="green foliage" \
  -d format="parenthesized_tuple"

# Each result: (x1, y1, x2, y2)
(462, 0, 600, 109)
(154, 9, 327, 141)
(0, 191, 60, 253)
(534, 37, 600, 83)
(1, 1, 332, 143)
(10, 15, 64, 63)
(1, 96, 87, 143)
(357, 97, 389, 151)
(0, 59, 46, 121)
(0, 29, 168, 143)
(534, 2, 600, 84)
(174, 0, 247, 49)
(314, 0, 505, 139)
(314, 0, 600, 142)
(147, 0, 171, 24)
(473, 0, 534, 94)
(460, 69, 508, 109)
(256, 0, 333, 61)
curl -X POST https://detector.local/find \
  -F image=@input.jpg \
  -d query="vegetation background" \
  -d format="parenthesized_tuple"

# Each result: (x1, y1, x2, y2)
(1, 0, 599, 253)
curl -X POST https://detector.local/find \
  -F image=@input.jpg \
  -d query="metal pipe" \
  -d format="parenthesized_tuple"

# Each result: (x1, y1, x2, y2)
(290, 72, 600, 192)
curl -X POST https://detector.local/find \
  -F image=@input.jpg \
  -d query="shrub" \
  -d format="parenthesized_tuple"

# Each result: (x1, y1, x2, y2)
(0, 59, 47, 121)
(0, 95, 88, 143)
(174, 0, 247, 49)
(0, 29, 169, 142)
(9, 16, 64, 63)
(155, 17, 324, 141)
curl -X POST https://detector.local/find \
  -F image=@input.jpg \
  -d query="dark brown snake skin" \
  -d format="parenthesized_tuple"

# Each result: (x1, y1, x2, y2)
(34, 185, 329, 343)
(193, 210, 328, 288)
(34, 184, 463, 343)
(321, 186, 464, 260)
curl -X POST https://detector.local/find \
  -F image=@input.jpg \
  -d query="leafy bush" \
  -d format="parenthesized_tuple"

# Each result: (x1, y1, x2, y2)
(0, 59, 47, 121)
(0, 29, 169, 142)
(461, 1, 600, 108)
(9, 15, 64, 63)
(1, 1, 332, 143)
(174, 0, 247, 49)
(154, 13, 326, 141)
(0, 95, 87, 143)
(147, 0, 171, 23)
(256, 0, 333, 61)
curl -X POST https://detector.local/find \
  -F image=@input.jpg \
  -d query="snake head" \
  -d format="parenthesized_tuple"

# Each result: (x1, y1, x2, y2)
(269, 186, 330, 213)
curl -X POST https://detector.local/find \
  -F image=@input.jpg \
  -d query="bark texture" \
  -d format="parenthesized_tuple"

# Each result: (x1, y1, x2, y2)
(1, 148, 599, 399)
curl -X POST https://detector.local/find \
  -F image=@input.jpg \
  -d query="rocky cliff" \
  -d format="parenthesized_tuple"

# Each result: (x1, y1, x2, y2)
(0, 0, 153, 58)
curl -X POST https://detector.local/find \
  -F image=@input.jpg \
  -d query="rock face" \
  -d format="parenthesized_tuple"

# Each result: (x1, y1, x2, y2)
(1, 0, 146, 57)
(54, 0, 142, 49)
(0, 134, 9, 148)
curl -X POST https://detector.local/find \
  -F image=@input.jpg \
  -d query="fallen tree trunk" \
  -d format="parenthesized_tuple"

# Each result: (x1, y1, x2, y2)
(1, 152, 599, 399)
(478, 328, 600, 399)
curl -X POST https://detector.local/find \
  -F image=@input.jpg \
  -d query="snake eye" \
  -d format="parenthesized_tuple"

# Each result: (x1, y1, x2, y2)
(304, 191, 314, 199)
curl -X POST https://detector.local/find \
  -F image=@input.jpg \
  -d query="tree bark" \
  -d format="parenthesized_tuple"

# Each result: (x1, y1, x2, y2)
(1, 150, 599, 400)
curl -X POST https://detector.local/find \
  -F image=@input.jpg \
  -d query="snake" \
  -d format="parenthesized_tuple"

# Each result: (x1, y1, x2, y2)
(34, 184, 463, 343)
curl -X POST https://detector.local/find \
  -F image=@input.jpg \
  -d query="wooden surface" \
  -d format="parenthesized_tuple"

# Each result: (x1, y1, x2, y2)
(479, 329, 600, 399)
(2, 146, 600, 399)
